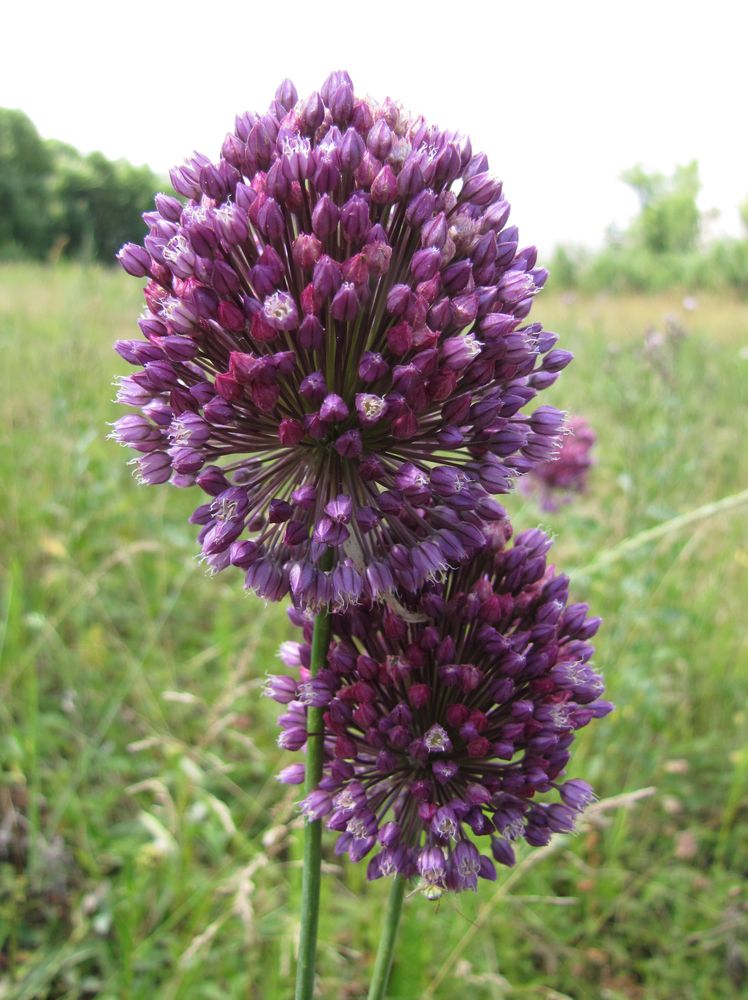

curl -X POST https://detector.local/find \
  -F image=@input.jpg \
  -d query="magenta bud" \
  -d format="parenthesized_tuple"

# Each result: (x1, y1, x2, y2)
(461, 172, 501, 206)
(342, 253, 369, 285)
(355, 151, 381, 188)
(217, 300, 246, 333)
(292, 233, 323, 269)
(279, 418, 305, 446)
(370, 165, 398, 204)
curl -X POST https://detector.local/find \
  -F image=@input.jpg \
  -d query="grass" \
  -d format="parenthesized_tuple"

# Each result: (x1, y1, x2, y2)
(0, 262, 747, 999)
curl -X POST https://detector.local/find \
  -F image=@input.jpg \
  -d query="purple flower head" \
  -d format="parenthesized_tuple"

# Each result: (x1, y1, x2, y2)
(114, 71, 568, 608)
(525, 414, 596, 511)
(271, 526, 611, 892)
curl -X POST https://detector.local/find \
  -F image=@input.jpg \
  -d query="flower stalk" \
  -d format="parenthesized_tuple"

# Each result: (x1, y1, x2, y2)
(367, 875, 406, 1000)
(295, 552, 334, 1000)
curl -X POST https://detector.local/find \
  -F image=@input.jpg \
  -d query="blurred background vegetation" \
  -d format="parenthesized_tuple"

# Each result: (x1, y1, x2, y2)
(0, 109, 161, 265)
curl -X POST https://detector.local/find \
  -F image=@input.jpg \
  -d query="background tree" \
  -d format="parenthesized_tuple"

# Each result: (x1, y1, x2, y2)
(0, 108, 54, 259)
(621, 160, 701, 255)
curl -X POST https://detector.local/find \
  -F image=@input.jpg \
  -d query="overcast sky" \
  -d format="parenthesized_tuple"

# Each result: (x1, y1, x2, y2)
(3, 0, 745, 254)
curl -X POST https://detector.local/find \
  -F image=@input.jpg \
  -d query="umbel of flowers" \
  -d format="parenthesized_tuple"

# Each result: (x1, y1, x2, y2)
(112, 70, 570, 609)
(268, 524, 612, 893)
(526, 414, 596, 512)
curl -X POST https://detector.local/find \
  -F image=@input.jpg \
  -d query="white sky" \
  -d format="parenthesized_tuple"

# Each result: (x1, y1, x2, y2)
(3, 0, 746, 253)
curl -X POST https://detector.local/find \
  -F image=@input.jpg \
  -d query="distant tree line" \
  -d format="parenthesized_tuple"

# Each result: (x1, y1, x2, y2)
(550, 161, 748, 293)
(0, 107, 162, 264)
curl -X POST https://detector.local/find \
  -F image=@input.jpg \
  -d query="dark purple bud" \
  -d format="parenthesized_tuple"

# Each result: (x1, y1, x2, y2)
(330, 282, 359, 322)
(313, 255, 342, 299)
(460, 172, 501, 206)
(351, 99, 374, 134)
(275, 78, 298, 111)
(406, 189, 436, 226)
(334, 429, 363, 458)
(370, 165, 398, 205)
(410, 247, 441, 281)
(302, 91, 325, 132)
(359, 351, 389, 383)
(421, 212, 448, 249)
(135, 451, 171, 485)
(117, 243, 151, 277)
(298, 315, 324, 350)
(355, 151, 381, 188)
(320, 393, 349, 423)
(340, 127, 365, 171)
(314, 154, 341, 195)
(441, 259, 473, 294)
(114, 339, 162, 365)
(340, 195, 370, 241)
(398, 157, 425, 197)
(312, 194, 340, 239)
(542, 349, 574, 373)
(299, 372, 327, 403)
(330, 83, 354, 124)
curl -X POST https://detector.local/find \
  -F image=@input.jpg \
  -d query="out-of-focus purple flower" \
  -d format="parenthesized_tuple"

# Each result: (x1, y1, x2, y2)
(269, 525, 612, 892)
(525, 414, 596, 512)
(113, 71, 569, 608)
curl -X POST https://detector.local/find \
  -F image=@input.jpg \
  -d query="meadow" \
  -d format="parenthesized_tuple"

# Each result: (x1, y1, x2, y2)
(1, 263, 747, 999)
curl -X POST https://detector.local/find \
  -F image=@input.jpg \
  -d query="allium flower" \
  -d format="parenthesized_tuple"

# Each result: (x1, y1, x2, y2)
(269, 526, 612, 892)
(526, 415, 596, 511)
(113, 70, 570, 608)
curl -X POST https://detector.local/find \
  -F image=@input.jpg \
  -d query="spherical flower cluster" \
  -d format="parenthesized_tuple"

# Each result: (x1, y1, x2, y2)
(113, 70, 570, 608)
(268, 526, 612, 892)
(526, 415, 596, 511)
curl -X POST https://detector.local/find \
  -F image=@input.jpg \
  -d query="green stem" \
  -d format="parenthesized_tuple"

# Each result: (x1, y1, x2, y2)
(367, 876, 407, 1000)
(294, 576, 334, 1000)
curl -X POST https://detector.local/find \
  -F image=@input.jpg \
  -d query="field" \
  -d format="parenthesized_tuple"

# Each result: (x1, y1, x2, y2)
(1, 263, 747, 999)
